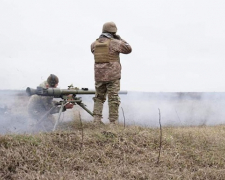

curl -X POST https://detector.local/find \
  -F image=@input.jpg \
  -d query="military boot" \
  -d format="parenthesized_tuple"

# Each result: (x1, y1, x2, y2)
(93, 116, 104, 126)
(109, 118, 118, 129)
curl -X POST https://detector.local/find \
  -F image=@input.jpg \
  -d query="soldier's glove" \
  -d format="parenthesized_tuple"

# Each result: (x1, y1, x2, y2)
(65, 103, 73, 109)
(114, 34, 121, 40)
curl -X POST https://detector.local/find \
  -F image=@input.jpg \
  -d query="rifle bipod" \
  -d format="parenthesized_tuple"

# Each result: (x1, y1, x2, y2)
(52, 99, 93, 131)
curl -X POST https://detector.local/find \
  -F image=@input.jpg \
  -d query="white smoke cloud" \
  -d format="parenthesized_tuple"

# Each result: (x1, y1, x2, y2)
(1, 91, 225, 135)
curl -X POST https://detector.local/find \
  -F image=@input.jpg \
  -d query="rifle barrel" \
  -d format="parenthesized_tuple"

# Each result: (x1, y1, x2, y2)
(26, 87, 127, 97)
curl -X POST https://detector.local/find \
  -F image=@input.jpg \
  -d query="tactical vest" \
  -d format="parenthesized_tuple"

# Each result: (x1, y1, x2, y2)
(94, 39, 119, 63)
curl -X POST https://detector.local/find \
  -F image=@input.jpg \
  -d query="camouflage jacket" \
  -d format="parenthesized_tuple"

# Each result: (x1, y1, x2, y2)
(91, 33, 132, 81)
(27, 81, 62, 119)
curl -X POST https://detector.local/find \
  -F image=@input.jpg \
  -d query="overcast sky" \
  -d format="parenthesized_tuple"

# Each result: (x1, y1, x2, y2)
(1, 0, 225, 92)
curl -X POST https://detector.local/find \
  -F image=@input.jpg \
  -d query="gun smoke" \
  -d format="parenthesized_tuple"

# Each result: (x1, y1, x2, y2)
(1, 90, 225, 134)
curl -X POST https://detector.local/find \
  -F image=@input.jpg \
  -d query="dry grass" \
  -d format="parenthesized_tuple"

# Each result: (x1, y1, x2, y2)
(1, 121, 225, 180)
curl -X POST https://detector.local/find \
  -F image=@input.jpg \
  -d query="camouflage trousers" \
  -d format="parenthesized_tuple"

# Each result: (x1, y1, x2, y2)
(93, 79, 120, 123)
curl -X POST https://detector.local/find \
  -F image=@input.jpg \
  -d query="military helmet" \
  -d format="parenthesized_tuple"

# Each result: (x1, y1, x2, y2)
(47, 74, 59, 87)
(102, 22, 117, 33)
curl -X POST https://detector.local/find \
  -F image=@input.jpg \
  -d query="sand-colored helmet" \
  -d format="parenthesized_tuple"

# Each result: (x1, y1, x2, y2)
(47, 74, 59, 87)
(102, 22, 117, 33)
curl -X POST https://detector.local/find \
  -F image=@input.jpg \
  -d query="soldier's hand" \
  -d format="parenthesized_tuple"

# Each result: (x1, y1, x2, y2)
(65, 103, 74, 109)
(114, 34, 121, 40)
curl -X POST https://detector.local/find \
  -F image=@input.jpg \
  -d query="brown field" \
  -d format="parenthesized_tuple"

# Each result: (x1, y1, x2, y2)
(1, 120, 225, 180)
(1, 91, 225, 179)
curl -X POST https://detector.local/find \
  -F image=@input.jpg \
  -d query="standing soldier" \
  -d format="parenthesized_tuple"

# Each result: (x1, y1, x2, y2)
(91, 22, 132, 125)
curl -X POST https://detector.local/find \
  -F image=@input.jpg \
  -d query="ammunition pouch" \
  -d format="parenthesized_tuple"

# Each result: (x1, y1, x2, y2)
(94, 39, 119, 63)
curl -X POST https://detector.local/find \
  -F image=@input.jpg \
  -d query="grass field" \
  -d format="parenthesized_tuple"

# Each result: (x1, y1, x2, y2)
(1, 120, 225, 180)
